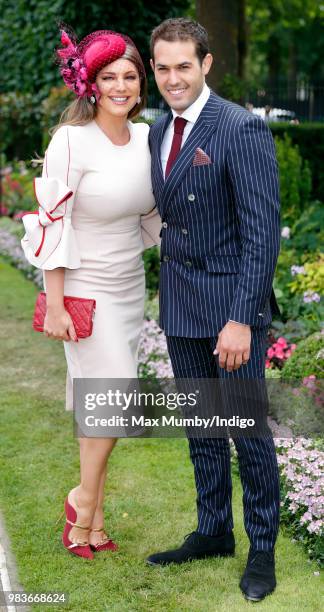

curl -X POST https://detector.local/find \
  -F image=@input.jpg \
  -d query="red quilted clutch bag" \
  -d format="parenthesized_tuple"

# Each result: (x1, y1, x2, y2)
(33, 292, 96, 338)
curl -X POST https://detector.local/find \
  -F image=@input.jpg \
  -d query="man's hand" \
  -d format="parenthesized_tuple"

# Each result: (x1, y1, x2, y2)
(213, 321, 251, 372)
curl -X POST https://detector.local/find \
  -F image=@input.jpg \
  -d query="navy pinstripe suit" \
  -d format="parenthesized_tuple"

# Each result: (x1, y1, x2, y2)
(149, 91, 281, 551)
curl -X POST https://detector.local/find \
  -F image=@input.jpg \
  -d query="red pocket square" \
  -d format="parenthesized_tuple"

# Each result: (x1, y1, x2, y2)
(193, 148, 212, 166)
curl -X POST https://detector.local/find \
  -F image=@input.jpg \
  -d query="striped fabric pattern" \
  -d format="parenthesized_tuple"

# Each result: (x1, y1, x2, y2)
(166, 331, 280, 551)
(149, 91, 281, 337)
(149, 91, 281, 551)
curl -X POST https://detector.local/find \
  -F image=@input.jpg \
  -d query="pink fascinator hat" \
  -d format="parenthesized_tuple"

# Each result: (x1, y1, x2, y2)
(56, 26, 145, 100)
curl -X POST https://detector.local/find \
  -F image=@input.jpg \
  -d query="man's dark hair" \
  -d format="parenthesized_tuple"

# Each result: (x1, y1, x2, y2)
(150, 18, 210, 65)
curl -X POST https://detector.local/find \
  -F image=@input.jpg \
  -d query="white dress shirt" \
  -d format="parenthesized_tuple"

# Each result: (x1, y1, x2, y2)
(161, 83, 210, 177)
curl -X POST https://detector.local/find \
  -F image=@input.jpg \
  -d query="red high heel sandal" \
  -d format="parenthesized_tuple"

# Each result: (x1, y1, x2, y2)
(62, 497, 94, 560)
(89, 527, 118, 552)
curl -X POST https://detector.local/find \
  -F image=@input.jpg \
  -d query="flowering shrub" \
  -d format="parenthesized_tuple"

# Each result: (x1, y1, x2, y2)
(41, 86, 74, 150)
(275, 438, 324, 565)
(274, 201, 323, 332)
(266, 336, 297, 369)
(282, 332, 324, 379)
(0, 203, 9, 216)
(274, 249, 324, 331)
(299, 375, 324, 408)
(138, 319, 173, 378)
(269, 375, 323, 438)
(289, 256, 324, 297)
(0, 158, 37, 217)
(0, 222, 43, 287)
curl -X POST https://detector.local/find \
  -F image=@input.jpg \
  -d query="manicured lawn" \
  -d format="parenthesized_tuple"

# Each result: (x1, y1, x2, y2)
(0, 259, 322, 611)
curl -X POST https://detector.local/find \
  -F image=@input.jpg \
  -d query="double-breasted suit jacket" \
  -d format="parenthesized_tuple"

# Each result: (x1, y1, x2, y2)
(149, 91, 281, 338)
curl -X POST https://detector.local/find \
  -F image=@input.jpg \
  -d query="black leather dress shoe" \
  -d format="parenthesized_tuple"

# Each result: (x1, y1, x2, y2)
(146, 531, 235, 566)
(240, 549, 276, 601)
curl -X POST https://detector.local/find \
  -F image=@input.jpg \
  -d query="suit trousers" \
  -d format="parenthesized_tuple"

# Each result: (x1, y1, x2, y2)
(166, 327, 280, 551)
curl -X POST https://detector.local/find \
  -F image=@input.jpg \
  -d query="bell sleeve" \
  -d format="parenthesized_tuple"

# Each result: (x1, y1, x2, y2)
(21, 126, 82, 270)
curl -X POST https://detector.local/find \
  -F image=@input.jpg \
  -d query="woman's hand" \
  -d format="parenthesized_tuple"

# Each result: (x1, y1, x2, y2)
(43, 306, 78, 342)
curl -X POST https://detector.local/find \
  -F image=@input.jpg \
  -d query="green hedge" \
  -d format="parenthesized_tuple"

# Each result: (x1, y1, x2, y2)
(281, 332, 324, 379)
(2, 87, 324, 205)
(270, 123, 324, 201)
(0, 93, 43, 160)
(0, 0, 190, 99)
(269, 332, 324, 438)
(274, 134, 312, 221)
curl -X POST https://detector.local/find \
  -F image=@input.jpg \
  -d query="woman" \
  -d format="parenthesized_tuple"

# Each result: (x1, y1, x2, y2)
(22, 27, 161, 560)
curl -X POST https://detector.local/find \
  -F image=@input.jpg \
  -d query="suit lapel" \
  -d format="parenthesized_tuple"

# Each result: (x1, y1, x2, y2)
(162, 92, 222, 214)
(152, 110, 172, 198)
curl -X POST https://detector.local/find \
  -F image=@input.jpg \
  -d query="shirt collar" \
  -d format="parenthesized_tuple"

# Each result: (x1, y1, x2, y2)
(171, 83, 210, 125)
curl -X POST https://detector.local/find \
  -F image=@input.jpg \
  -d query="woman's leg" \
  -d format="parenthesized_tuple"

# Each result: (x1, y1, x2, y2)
(89, 439, 118, 545)
(68, 437, 117, 545)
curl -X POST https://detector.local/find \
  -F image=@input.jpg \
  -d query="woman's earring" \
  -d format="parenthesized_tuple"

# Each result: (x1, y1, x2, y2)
(137, 96, 141, 105)
(90, 95, 96, 104)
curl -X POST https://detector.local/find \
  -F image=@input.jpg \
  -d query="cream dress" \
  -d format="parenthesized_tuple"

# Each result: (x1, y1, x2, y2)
(22, 120, 161, 410)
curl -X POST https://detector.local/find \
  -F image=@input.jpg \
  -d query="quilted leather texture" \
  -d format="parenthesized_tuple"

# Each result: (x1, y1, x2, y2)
(33, 292, 96, 338)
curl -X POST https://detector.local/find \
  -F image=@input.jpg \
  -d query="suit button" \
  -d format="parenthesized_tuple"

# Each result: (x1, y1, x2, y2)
(162, 222, 168, 229)
(258, 313, 264, 317)
(188, 194, 195, 202)
(185, 260, 192, 268)
(163, 255, 170, 262)
(181, 228, 188, 235)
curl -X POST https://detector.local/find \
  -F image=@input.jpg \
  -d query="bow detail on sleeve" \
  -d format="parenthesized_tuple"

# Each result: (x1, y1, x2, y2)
(21, 177, 81, 270)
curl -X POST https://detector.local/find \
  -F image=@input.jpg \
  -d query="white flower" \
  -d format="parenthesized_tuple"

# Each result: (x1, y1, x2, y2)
(291, 265, 306, 276)
(281, 226, 290, 239)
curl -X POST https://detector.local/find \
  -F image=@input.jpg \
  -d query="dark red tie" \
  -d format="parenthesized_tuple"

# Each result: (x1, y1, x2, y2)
(165, 117, 187, 178)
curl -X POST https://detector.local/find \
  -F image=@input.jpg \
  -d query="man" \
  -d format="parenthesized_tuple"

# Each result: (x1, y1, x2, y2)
(146, 18, 281, 602)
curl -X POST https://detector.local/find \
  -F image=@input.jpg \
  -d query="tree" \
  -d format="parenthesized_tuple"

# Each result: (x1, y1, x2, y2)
(196, 0, 247, 90)
(246, 0, 324, 84)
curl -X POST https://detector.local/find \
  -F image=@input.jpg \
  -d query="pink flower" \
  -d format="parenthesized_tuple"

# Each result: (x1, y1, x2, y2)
(75, 80, 87, 95)
(291, 265, 305, 275)
(267, 347, 275, 358)
(62, 68, 72, 79)
(79, 67, 88, 80)
(304, 291, 321, 303)
(300, 511, 312, 524)
(277, 337, 288, 348)
(61, 30, 72, 46)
